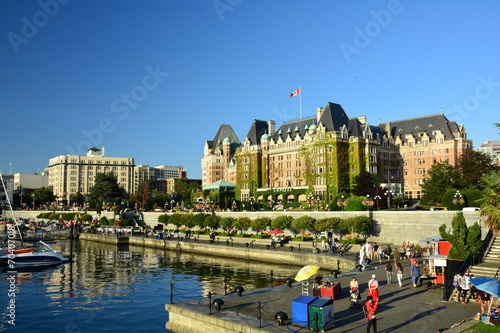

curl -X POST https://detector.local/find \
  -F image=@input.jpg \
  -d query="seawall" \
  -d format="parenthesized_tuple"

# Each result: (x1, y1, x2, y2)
(7, 210, 485, 245)
(78, 233, 354, 272)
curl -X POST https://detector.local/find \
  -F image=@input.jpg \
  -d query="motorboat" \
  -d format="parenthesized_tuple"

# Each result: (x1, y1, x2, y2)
(0, 241, 69, 266)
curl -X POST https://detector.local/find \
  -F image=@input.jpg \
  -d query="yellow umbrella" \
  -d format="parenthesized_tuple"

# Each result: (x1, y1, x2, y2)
(295, 265, 320, 282)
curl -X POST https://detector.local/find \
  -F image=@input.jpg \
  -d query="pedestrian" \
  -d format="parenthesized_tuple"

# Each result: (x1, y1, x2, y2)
(366, 242, 373, 260)
(460, 272, 472, 304)
(359, 244, 366, 269)
(452, 272, 462, 302)
(367, 274, 379, 302)
(411, 262, 421, 287)
(384, 245, 392, 260)
(393, 247, 400, 265)
(478, 290, 492, 315)
(385, 262, 393, 284)
(396, 262, 404, 287)
(364, 295, 378, 333)
(377, 245, 383, 264)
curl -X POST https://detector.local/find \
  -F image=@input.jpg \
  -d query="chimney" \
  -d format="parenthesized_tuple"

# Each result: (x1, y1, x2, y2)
(316, 107, 324, 122)
(267, 120, 275, 136)
(359, 115, 366, 124)
(101, 147, 105, 157)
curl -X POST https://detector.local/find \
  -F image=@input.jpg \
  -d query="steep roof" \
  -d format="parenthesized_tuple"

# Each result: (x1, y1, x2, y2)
(379, 114, 457, 140)
(208, 124, 241, 154)
(318, 102, 350, 132)
(245, 119, 269, 145)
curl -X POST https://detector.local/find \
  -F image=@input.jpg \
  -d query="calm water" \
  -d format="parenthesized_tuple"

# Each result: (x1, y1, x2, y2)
(0, 239, 309, 333)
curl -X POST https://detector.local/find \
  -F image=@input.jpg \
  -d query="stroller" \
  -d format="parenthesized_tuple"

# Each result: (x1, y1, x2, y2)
(349, 288, 361, 309)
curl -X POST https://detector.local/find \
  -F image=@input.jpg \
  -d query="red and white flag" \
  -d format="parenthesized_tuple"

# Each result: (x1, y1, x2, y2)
(290, 88, 300, 97)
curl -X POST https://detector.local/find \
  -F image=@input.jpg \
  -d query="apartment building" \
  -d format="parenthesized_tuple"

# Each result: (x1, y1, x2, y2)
(46, 147, 134, 203)
(134, 164, 187, 192)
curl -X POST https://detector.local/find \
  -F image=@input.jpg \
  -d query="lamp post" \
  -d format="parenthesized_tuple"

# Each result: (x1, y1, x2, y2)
(250, 196, 255, 211)
(384, 190, 393, 210)
(452, 190, 464, 208)
(232, 200, 237, 211)
(307, 193, 314, 211)
(374, 195, 381, 210)
(337, 195, 348, 211)
(316, 196, 321, 211)
(171, 199, 175, 211)
(362, 194, 374, 211)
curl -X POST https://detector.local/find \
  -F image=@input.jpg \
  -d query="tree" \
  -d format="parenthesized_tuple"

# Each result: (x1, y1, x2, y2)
(234, 217, 251, 233)
(251, 217, 271, 234)
(291, 216, 316, 235)
(477, 170, 500, 231)
(131, 182, 151, 210)
(271, 215, 293, 230)
(32, 187, 55, 205)
(420, 162, 461, 207)
(88, 172, 127, 206)
(71, 192, 85, 206)
(439, 212, 481, 259)
(203, 215, 220, 229)
(457, 149, 497, 189)
(220, 217, 235, 230)
(353, 171, 379, 196)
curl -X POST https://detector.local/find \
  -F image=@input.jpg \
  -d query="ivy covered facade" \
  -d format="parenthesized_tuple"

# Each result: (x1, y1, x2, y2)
(235, 102, 399, 207)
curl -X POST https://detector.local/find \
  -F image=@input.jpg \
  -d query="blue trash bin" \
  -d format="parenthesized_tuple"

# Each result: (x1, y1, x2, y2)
(157, 232, 163, 239)
(291, 295, 317, 327)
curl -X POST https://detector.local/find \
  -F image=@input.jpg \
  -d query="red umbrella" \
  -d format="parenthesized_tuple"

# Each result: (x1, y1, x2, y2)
(269, 229, 284, 234)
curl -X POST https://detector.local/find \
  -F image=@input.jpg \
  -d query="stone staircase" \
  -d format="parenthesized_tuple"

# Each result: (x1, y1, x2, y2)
(470, 236, 500, 278)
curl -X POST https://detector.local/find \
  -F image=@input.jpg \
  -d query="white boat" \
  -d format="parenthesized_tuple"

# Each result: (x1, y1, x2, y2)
(0, 241, 69, 266)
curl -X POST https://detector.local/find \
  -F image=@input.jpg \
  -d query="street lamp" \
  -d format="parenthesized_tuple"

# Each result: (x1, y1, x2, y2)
(250, 196, 255, 211)
(171, 199, 175, 211)
(452, 190, 464, 207)
(337, 195, 348, 211)
(374, 195, 381, 210)
(316, 196, 321, 211)
(362, 194, 374, 211)
(307, 193, 314, 211)
(384, 190, 393, 210)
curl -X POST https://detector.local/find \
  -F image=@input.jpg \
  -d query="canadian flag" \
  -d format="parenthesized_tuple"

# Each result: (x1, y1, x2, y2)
(290, 88, 300, 97)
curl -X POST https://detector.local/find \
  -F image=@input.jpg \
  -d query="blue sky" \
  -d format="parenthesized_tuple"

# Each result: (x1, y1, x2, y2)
(1, 1, 499, 179)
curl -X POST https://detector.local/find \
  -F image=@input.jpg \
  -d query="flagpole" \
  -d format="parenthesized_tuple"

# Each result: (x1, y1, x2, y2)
(299, 85, 302, 119)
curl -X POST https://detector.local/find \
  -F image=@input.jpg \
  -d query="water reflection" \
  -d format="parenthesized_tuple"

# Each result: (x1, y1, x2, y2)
(0, 240, 331, 333)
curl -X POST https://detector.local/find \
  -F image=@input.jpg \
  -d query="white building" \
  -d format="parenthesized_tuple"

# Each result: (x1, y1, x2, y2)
(46, 147, 134, 202)
(14, 172, 49, 193)
(0, 173, 14, 207)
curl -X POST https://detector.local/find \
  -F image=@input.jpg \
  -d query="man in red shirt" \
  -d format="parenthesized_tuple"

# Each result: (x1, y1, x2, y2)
(364, 295, 378, 333)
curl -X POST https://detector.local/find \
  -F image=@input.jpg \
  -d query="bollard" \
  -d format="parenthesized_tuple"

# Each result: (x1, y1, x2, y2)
(212, 298, 224, 311)
(331, 270, 339, 279)
(289, 246, 294, 251)
(274, 311, 288, 326)
(285, 277, 294, 288)
(235, 286, 244, 297)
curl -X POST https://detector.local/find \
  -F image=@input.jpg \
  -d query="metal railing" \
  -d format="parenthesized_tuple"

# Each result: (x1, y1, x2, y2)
(442, 228, 494, 301)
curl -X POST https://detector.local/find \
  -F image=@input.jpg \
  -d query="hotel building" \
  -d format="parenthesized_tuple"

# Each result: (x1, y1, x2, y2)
(46, 147, 134, 203)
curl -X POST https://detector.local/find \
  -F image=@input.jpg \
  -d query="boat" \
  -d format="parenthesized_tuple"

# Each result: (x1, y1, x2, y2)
(0, 241, 69, 266)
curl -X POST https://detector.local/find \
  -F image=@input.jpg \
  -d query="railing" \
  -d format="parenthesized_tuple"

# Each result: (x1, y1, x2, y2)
(442, 228, 493, 301)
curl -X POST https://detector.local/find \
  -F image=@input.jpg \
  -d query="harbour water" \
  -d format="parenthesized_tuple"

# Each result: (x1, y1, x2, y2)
(0, 239, 308, 333)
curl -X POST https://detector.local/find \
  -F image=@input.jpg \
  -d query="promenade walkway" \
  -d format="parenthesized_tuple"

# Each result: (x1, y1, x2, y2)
(166, 235, 483, 332)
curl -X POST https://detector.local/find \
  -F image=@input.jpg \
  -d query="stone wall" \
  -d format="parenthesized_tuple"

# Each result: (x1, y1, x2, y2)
(4, 210, 485, 245)
(78, 233, 354, 272)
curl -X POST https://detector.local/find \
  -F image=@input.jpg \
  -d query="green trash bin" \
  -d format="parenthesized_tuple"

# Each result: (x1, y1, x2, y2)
(308, 298, 334, 331)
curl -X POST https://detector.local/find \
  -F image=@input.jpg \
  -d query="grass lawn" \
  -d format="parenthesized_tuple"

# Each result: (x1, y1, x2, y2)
(463, 322, 500, 332)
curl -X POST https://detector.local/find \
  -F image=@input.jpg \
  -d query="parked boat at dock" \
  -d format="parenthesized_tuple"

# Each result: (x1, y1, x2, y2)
(0, 241, 69, 266)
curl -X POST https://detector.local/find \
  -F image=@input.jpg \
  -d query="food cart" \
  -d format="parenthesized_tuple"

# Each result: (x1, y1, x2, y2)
(422, 240, 463, 287)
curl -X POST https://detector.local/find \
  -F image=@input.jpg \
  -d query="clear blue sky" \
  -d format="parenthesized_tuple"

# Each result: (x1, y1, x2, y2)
(1, 1, 499, 179)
